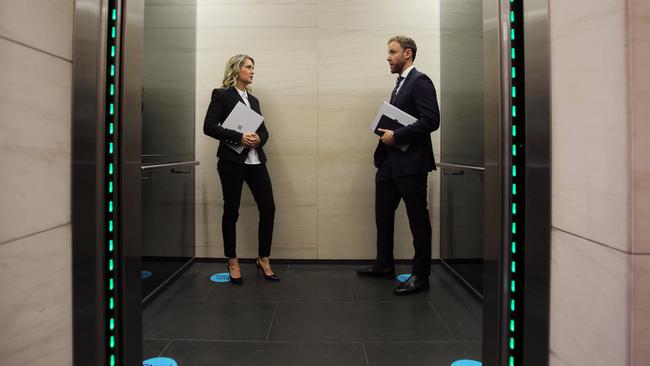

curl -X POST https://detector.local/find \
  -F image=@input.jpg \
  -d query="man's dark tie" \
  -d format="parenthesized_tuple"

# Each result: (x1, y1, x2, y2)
(390, 75, 404, 104)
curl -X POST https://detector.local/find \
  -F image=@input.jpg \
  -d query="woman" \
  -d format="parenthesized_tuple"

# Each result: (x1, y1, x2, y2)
(203, 54, 279, 284)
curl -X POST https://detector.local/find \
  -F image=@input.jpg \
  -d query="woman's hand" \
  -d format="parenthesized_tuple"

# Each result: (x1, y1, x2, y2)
(249, 133, 261, 147)
(242, 132, 260, 147)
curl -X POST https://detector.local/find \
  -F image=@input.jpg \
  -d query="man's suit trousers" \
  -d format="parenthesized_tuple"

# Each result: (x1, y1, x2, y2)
(375, 174, 432, 276)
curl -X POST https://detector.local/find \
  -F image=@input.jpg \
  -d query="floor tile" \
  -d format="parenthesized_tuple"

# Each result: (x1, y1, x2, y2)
(142, 339, 171, 359)
(162, 340, 367, 366)
(270, 302, 453, 342)
(431, 300, 483, 341)
(143, 299, 276, 340)
(150, 263, 219, 301)
(349, 276, 431, 302)
(206, 275, 354, 302)
(142, 262, 483, 363)
(285, 263, 367, 278)
(365, 341, 482, 366)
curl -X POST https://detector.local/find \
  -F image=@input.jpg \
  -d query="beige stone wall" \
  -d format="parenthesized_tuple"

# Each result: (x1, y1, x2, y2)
(549, 0, 650, 364)
(195, 0, 442, 259)
(630, 0, 650, 364)
(0, 1, 73, 365)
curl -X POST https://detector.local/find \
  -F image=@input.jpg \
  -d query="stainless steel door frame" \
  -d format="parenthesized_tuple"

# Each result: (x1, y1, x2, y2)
(72, 0, 144, 364)
(121, 0, 145, 364)
(72, 1, 106, 364)
(482, 0, 507, 363)
(482, 0, 550, 365)
(521, 0, 551, 363)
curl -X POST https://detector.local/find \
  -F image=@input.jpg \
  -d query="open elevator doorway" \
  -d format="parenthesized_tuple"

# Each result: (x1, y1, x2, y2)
(72, 0, 550, 365)
(139, 1, 483, 364)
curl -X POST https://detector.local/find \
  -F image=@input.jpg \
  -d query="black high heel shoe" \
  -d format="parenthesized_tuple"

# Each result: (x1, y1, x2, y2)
(228, 260, 243, 285)
(256, 258, 280, 281)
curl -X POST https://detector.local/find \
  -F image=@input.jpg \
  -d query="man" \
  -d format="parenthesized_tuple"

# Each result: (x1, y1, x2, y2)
(357, 36, 440, 296)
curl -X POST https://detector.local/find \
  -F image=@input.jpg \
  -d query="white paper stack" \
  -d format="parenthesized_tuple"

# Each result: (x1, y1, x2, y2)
(369, 102, 417, 151)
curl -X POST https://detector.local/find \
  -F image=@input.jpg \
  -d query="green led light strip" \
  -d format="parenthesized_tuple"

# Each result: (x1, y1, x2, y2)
(508, 0, 525, 365)
(105, 1, 120, 365)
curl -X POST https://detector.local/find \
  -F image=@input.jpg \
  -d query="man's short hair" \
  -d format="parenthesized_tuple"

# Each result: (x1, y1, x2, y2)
(388, 36, 417, 61)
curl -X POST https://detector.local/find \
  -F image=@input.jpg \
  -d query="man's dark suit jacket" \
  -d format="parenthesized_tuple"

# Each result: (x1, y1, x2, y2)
(203, 87, 270, 164)
(374, 68, 440, 177)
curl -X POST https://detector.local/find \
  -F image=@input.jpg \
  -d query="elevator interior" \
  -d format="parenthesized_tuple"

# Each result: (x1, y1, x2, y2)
(71, 0, 550, 365)
(138, 0, 486, 361)
(137, 0, 487, 299)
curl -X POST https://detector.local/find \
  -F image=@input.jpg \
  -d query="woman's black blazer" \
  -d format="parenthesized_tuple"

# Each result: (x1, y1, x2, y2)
(203, 87, 269, 164)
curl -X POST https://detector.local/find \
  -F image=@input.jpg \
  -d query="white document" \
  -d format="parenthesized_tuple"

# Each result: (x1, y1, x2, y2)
(369, 102, 417, 151)
(369, 102, 417, 132)
(221, 102, 264, 153)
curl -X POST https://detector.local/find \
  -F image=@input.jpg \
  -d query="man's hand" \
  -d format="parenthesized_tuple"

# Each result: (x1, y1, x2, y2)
(242, 132, 260, 147)
(378, 128, 394, 145)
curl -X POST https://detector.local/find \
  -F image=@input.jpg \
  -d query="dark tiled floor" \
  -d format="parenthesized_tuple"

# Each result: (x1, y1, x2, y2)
(143, 262, 483, 365)
(161, 340, 367, 366)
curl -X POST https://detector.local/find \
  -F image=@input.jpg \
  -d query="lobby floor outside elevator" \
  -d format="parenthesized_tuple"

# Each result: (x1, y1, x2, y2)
(143, 262, 481, 365)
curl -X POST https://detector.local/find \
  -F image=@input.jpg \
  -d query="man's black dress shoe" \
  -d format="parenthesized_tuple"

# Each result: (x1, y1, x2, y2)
(357, 265, 396, 278)
(393, 275, 429, 296)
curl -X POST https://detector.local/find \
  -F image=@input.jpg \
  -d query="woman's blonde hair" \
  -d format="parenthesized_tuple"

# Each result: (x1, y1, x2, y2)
(221, 54, 255, 92)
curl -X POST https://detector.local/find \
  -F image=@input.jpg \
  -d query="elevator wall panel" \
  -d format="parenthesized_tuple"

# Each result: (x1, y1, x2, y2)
(142, 5, 196, 165)
(440, 28, 484, 165)
(440, 168, 484, 293)
(440, 0, 485, 296)
(141, 0, 197, 300)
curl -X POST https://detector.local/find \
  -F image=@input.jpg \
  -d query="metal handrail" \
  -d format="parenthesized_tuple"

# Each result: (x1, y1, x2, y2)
(141, 160, 200, 171)
(438, 162, 485, 172)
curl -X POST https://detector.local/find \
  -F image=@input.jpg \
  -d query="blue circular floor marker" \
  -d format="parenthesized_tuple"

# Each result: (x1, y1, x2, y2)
(210, 272, 231, 283)
(143, 357, 177, 366)
(396, 273, 412, 282)
(450, 360, 481, 366)
(141, 270, 152, 279)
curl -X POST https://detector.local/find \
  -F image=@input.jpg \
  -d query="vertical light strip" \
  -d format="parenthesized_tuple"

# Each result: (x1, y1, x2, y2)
(105, 0, 120, 364)
(508, 0, 525, 365)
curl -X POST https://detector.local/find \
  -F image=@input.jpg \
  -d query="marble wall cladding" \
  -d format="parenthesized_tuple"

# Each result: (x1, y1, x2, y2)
(261, 95, 318, 156)
(550, 0, 629, 252)
(0, 0, 73, 60)
(317, 95, 394, 155)
(633, 255, 650, 366)
(0, 38, 71, 244)
(318, 28, 440, 97)
(0, 0, 73, 362)
(630, 1, 650, 363)
(549, 1, 650, 365)
(0, 225, 72, 366)
(196, 0, 441, 259)
(549, 229, 630, 366)
(631, 0, 650, 255)
(318, 0, 438, 29)
(198, 0, 318, 28)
